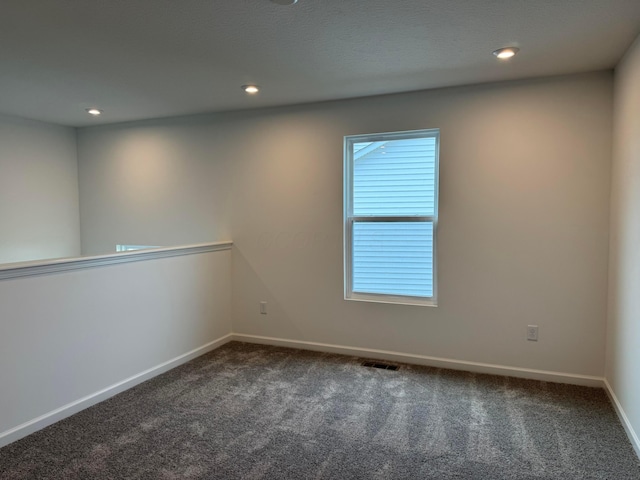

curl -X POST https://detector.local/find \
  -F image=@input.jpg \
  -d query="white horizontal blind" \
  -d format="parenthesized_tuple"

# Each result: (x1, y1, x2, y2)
(345, 129, 439, 304)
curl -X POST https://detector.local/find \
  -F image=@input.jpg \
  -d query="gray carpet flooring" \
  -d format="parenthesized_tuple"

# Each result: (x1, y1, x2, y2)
(1, 342, 639, 479)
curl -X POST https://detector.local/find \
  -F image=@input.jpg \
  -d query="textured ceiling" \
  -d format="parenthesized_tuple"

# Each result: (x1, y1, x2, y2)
(1, 0, 639, 127)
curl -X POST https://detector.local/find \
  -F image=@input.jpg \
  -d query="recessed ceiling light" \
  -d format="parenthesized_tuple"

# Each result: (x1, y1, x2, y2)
(492, 47, 519, 60)
(270, 0, 298, 5)
(86, 108, 103, 116)
(242, 85, 260, 94)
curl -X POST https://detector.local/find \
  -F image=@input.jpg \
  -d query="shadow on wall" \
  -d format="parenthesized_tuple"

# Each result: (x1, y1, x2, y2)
(231, 224, 350, 338)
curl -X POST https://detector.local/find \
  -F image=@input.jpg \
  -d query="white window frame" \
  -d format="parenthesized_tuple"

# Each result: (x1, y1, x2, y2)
(343, 128, 439, 307)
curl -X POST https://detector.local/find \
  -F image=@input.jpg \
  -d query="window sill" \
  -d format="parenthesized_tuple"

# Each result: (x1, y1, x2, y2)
(345, 293, 437, 307)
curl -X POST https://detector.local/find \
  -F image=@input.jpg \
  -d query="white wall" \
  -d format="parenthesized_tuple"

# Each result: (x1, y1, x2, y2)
(77, 122, 233, 255)
(0, 248, 232, 445)
(231, 73, 612, 377)
(77, 72, 613, 378)
(606, 33, 640, 452)
(0, 113, 80, 263)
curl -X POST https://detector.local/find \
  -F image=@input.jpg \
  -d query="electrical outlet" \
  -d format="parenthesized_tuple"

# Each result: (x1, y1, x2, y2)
(260, 301, 267, 315)
(527, 325, 538, 341)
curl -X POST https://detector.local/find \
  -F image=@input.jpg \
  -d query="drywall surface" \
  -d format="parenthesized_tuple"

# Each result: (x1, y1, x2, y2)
(76, 122, 233, 255)
(78, 72, 612, 376)
(230, 73, 612, 376)
(0, 249, 232, 440)
(607, 34, 640, 449)
(0, 113, 80, 263)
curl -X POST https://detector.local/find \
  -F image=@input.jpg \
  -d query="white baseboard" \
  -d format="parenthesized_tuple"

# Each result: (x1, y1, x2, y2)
(604, 379, 640, 459)
(232, 333, 604, 388)
(0, 333, 234, 449)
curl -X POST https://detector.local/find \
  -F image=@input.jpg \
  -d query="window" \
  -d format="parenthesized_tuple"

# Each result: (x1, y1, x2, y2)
(344, 129, 439, 306)
(116, 245, 160, 252)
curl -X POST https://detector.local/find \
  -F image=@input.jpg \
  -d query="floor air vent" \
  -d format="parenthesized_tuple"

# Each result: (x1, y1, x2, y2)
(362, 361, 399, 371)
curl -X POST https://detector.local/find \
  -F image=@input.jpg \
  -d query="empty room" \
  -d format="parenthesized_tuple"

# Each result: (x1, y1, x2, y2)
(1, 1, 640, 478)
